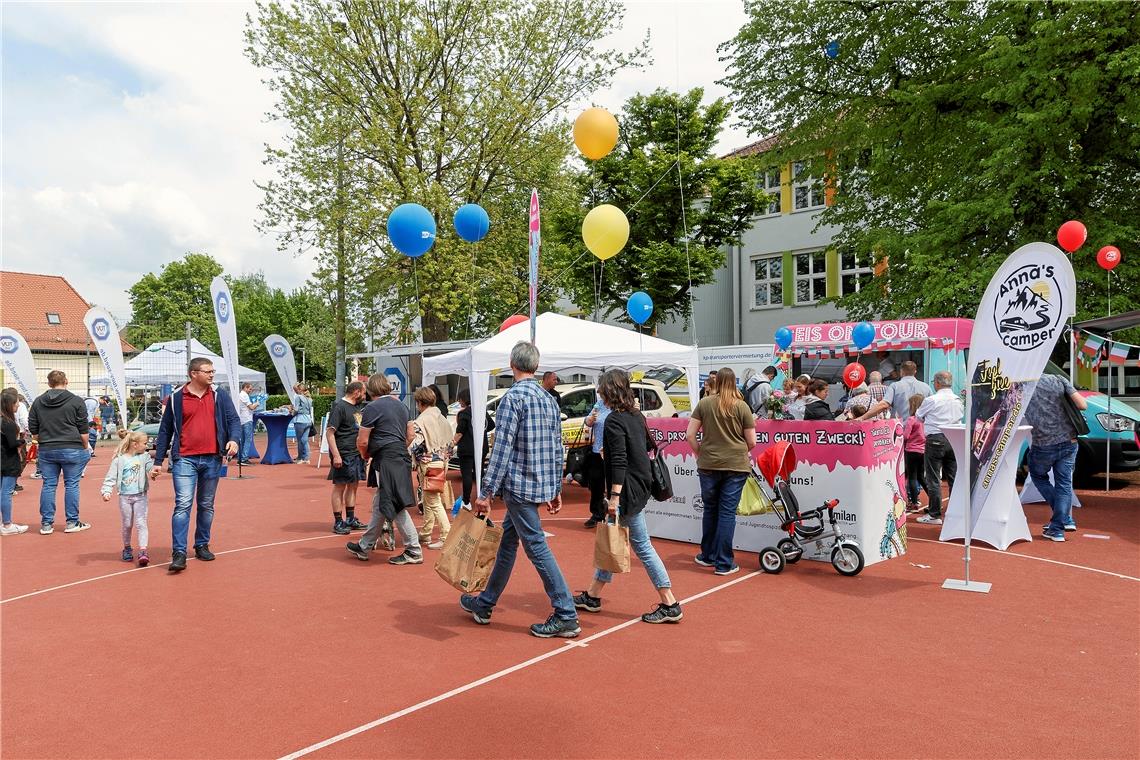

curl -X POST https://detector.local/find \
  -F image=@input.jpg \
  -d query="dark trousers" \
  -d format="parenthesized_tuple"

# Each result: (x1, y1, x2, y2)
(586, 451, 608, 521)
(459, 455, 481, 505)
(923, 433, 956, 518)
(904, 451, 928, 504)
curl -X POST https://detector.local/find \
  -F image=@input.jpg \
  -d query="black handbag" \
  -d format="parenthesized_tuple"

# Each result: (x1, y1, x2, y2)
(1061, 389, 1090, 436)
(643, 418, 673, 501)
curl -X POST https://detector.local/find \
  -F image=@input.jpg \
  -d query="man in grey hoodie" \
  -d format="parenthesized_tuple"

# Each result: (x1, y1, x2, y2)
(28, 370, 92, 534)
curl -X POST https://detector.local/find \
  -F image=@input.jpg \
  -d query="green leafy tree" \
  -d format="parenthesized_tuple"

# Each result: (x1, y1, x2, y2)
(721, 0, 1139, 324)
(547, 88, 768, 332)
(125, 253, 224, 350)
(245, 0, 645, 371)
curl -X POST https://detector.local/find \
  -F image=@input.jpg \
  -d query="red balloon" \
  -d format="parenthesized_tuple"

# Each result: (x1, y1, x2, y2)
(1096, 245, 1121, 271)
(1057, 220, 1087, 253)
(842, 362, 866, 390)
(500, 314, 528, 332)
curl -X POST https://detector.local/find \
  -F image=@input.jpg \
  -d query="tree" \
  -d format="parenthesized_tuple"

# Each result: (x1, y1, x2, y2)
(245, 0, 645, 376)
(546, 89, 768, 332)
(721, 1, 1139, 324)
(125, 253, 224, 350)
(126, 254, 347, 391)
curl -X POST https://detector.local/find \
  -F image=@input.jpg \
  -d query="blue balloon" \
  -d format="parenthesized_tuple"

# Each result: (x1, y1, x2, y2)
(627, 291, 653, 325)
(387, 203, 436, 257)
(774, 327, 793, 351)
(825, 40, 840, 60)
(852, 321, 876, 349)
(453, 203, 490, 243)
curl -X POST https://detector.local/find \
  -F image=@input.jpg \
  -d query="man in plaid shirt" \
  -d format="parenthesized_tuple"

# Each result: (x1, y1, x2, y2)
(460, 342, 580, 639)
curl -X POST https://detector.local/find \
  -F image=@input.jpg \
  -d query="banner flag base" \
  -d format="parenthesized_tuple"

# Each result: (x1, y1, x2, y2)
(942, 578, 992, 593)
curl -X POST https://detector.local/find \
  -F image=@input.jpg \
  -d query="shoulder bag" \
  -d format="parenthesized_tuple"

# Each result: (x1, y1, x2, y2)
(642, 415, 673, 501)
(1061, 391, 1090, 437)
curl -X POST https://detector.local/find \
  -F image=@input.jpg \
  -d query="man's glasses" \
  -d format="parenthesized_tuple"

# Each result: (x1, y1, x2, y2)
(193, 370, 216, 375)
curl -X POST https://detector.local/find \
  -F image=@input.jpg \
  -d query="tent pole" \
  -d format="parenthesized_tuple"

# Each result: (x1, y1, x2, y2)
(185, 321, 192, 375)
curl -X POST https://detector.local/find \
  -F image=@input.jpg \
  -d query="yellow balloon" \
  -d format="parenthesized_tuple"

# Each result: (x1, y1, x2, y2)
(582, 204, 629, 261)
(574, 107, 619, 160)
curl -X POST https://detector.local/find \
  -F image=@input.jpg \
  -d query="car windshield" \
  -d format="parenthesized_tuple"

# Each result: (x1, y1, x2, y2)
(643, 367, 682, 387)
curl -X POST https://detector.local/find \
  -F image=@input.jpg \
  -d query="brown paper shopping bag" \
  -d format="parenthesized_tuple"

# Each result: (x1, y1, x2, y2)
(435, 508, 503, 593)
(594, 518, 630, 574)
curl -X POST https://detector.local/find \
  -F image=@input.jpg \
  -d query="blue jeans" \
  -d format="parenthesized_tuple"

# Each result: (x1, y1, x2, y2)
(474, 493, 577, 621)
(594, 510, 672, 588)
(697, 470, 748, 573)
(240, 421, 254, 461)
(171, 455, 222, 553)
(38, 448, 90, 525)
(1028, 440, 1078, 533)
(89, 429, 98, 449)
(294, 422, 310, 461)
(1, 475, 16, 524)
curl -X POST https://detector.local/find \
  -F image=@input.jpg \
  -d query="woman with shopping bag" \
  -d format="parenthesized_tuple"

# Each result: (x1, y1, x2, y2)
(410, 387, 453, 549)
(573, 370, 682, 624)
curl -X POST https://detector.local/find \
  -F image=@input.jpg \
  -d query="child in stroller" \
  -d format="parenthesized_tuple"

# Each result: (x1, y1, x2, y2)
(751, 442, 864, 576)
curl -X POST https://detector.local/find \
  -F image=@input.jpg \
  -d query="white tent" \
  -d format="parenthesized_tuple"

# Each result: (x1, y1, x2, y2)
(422, 312, 700, 491)
(91, 338, 266, 387)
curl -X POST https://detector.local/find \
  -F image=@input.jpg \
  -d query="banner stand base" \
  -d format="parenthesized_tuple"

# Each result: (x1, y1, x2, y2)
(227, 474, 256, 480)
(942, 578, 991, 593)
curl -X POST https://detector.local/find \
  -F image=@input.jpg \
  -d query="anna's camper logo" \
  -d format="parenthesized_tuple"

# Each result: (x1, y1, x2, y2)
(993, 264, 1064, 352)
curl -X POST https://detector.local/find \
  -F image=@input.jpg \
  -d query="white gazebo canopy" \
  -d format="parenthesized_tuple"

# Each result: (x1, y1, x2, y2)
(91, 338, 267, 388)
(423, 312, 700, 490)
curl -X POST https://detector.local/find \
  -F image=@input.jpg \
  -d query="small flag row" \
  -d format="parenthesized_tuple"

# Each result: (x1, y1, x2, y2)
(790, 336, 956, 359)
(1073, 331, 1140, 368)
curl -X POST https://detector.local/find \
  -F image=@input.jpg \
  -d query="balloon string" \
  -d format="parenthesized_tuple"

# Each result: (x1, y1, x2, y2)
(674, 2, 696, 346)
(413, 258, 422, 341)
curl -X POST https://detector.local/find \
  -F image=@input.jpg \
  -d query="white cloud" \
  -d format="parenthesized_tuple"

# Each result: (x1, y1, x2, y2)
(2, 1, 752, 326)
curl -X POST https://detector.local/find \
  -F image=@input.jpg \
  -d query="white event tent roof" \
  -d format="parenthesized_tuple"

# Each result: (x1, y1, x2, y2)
(423, 312, 699, 486)
(92, 338, 266, 387)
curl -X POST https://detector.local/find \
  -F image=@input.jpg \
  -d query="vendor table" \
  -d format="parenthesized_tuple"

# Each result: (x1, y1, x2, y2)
(938, 424, 1032, 550)
(642, 418, 908, 569)
(254, 412, 295, 465)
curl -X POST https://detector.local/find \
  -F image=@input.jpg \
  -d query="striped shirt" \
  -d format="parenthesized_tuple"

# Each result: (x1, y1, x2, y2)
(480, 378, 564, 503)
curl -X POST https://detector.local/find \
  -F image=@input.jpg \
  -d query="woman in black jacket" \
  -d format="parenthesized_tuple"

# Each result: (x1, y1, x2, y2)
(2, 389, 29, 535)
(572, 370, 682, 624)
(802, 379, 834, 421)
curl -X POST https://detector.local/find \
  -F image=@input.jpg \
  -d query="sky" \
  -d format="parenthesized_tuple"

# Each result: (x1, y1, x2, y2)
(1, 1, 752, 325)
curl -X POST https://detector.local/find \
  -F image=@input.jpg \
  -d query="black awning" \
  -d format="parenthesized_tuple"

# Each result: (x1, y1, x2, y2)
(1074, 310, 1140, 334)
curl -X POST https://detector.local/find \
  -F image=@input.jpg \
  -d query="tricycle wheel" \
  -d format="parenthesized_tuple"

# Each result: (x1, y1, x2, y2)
(777, 537, 802, 564)
(831, 542, 864, 576)
(760, 546, 785, 574)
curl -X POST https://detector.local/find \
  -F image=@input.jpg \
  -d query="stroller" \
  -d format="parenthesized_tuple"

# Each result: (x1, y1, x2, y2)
(752, 442, 864, 576)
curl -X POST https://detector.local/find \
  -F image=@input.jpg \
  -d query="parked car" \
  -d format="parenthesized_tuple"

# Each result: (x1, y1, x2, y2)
(555, 380, 678, 448)
(445, 380, 677, 459)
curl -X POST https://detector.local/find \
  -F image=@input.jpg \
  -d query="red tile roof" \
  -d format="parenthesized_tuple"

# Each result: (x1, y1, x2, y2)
(721, 134, 780, 159)
(0, 271, 135, 353)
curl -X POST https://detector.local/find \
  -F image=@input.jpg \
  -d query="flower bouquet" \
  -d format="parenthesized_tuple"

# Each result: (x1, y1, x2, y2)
(764, 390, 787, 420)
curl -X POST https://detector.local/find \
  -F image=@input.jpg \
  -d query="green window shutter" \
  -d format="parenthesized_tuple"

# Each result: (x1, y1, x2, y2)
(825, 248, 839, 298)
(782, 251, 794, 305)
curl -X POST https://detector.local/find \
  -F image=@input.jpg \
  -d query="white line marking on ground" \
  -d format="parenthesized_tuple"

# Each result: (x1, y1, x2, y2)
(277, 571, 761, 760)
(0, 534, 344, 604)
(1083, 534, 1111, 540)
(908, 537, 1139, 582)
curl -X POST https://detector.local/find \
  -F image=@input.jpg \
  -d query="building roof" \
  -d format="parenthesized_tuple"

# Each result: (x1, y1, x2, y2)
(721, 134, 780, 159)
(0, 271, 135, 353)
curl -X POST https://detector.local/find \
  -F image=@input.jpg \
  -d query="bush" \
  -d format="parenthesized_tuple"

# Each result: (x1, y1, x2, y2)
(266, 394, 291, 412)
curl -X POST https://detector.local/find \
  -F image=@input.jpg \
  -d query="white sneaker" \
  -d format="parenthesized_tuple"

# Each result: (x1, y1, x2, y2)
(1, 524, 29, 536)
(427, 540, 445, 550)
(64, 521, 91, 533)
(916, 515, 943, 525)
(40, 523, 54, 535)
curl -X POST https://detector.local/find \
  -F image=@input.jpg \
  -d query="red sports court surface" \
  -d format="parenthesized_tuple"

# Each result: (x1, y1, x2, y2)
(2, 438, 1137, 759)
